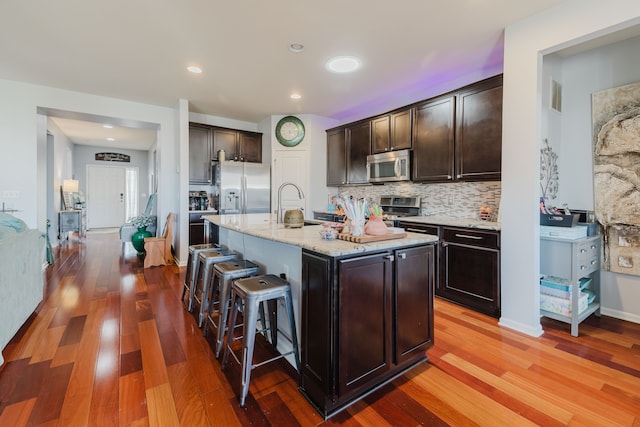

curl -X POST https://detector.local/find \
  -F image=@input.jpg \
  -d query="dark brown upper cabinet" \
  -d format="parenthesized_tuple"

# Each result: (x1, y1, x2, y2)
(371, 115, 390, 154)
(371, 110, 412, 154)
(237, 131, 262, 163)
(455, 76, 502, 181)
(412, 96, 455, 182)
(189, 124, 213, 184)
(326, 128, 347, 186)
(326, 74, 502, 185)
(213, 128, 237, 160)
(213, 128, 262, 163)
(413, 75, 502, 183)
(326, 121, 371, 186)
(345, 121, 371, 185)
(189, 123, 262, 184)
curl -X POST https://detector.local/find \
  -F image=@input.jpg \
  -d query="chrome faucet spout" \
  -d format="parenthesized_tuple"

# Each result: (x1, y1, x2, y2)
(277, 182, 305, 223)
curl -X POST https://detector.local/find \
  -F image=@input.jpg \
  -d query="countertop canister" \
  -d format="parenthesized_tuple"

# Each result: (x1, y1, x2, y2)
(364, 215, 388, 236)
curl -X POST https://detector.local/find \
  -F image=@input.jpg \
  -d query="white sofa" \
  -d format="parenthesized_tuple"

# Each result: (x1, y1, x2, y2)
(0, 215, 45, 365)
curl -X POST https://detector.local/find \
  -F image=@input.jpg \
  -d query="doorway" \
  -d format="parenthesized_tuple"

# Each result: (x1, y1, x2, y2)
(86, 165, 128, 228)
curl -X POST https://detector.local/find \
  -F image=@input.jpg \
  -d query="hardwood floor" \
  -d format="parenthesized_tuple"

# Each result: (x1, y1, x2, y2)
(1, 230, 639, 426)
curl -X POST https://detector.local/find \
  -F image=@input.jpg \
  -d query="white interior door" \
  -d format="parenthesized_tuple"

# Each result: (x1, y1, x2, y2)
(87, 165, 126, 228)
(272, 150, 308, 218)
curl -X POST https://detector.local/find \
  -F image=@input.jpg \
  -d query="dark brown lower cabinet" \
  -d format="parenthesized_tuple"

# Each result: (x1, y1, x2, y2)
(397, 221, 500, 318)
(440, 226, 500, 317)
(300, 244, 434, 419)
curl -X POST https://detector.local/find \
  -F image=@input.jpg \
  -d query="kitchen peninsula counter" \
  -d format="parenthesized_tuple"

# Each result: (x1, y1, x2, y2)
(203, 213, 438, 255)
(204, 213, 438, 418)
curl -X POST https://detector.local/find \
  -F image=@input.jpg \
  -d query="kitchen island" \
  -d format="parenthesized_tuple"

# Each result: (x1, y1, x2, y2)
(203, 213, 438, 418)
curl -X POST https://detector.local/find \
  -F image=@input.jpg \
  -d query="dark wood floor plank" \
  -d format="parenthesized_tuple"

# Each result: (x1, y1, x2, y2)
(27, 362, 74, 426)
(258, 390, 302, 426)
(121, 350, 143, 377)
(58, 315, 87, 347)
(373, 382, 450, 427)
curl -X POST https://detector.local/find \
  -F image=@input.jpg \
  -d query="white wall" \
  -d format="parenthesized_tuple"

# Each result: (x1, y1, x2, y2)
(44, 118, 75, 243)
(0, 78, 179, 239)
(501, 0, 640, 335)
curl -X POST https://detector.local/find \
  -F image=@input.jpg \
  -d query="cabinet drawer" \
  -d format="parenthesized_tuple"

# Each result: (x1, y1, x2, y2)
(442, 227, 499, 249)
(578, 255, 599, 276)
(576, 239, 599, 261)
(397, 222, 439, 236)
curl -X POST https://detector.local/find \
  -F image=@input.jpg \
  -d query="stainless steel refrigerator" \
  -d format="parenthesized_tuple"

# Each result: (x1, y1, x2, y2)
(213, 161, 271, 214)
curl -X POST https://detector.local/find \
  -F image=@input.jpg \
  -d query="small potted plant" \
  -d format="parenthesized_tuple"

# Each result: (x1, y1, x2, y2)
(129, 214, 156, 254)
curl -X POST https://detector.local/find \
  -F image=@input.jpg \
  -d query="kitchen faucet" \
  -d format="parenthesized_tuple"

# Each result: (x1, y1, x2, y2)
(277, 182, 305, 223)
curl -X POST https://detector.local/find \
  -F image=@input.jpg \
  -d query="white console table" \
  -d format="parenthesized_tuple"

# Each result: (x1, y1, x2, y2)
(58, 209, 86, 241)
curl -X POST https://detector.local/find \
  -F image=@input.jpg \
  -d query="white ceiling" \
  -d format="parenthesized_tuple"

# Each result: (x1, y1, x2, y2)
(48, 117, 158, 151)
(1, 0, 571, 149)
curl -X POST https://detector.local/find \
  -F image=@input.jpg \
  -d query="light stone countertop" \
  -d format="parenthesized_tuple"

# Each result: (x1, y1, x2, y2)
(203, 213, 438, 257)
(398, 215, 501, 231)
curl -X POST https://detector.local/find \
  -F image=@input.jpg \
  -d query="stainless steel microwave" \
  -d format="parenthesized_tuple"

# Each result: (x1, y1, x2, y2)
(366, 149, 411, 183)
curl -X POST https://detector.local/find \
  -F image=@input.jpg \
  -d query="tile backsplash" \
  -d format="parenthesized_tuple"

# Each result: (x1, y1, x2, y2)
(337, 181, 501, 220)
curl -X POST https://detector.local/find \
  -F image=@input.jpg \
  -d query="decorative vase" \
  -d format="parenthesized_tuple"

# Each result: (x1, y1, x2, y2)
(131, 227, 152, 254)
(364, 215, 388, 236)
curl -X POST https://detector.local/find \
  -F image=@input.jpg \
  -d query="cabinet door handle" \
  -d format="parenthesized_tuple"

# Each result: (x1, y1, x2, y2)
(383, 254, 395, 261)
(580, 249, 586, 253)
(397, 253, 406, 259)
(455, 233, 483, 240)
(580, 265, 587, 270)
(591, 260, 597, 265)
(590, 245, 596, 249)
(406, 227, 427, 233)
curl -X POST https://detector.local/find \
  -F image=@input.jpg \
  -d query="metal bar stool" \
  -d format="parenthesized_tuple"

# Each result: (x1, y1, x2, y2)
(192, 248, 237, 327)
(202, 260, 261, 358)
(221, 274, 301, 407)
(182, 243, 217, 311)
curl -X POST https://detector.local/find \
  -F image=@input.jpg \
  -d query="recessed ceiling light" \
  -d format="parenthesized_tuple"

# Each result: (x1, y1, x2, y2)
(103, 124, 113, 129)
(289, 43, 304, 53)
(106, 137, 115, 141)
(290, 93, 301, 100)
(325, 56, 361, 73)
(187, 65, 202, 74)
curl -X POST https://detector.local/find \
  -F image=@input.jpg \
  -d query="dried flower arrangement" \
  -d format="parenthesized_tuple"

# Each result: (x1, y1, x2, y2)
(129, 214, 156, 229)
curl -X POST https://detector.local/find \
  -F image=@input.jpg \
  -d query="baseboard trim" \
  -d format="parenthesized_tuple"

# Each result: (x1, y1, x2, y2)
(498, 317, 544, 337)
(600, 307, 640, 325)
